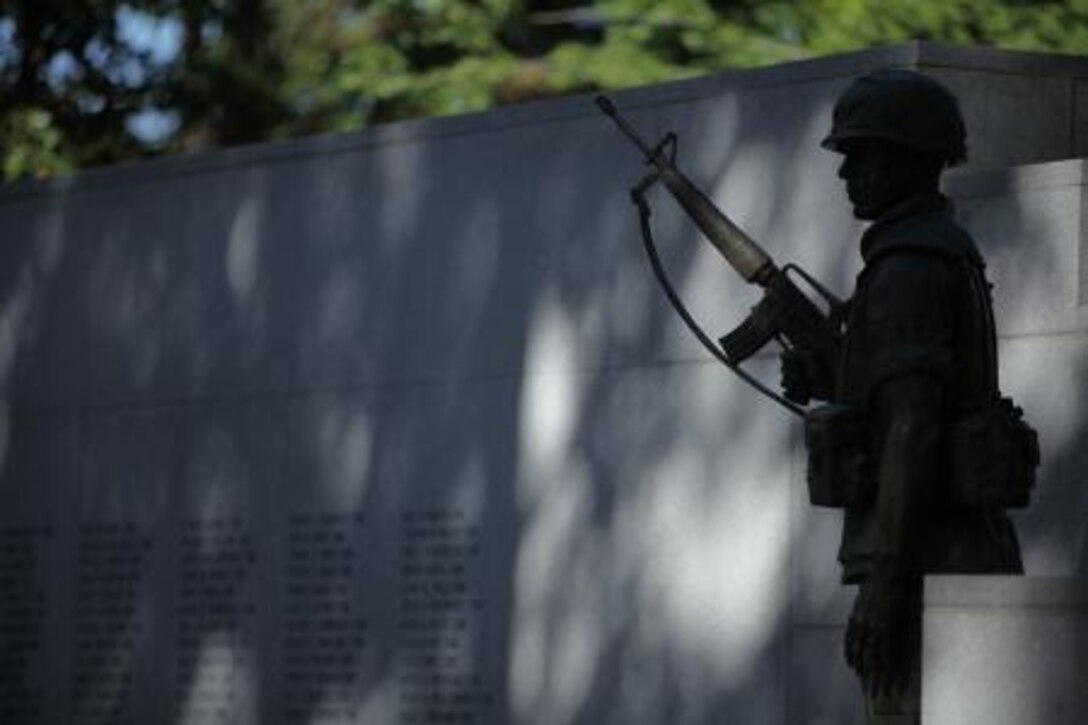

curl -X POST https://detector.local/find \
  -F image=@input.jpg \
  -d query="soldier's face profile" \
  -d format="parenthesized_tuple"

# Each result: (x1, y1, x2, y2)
(836, 139, 917, 221)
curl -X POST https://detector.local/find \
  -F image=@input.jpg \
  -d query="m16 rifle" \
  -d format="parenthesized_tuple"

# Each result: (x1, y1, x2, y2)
(596, 95, 844, 415)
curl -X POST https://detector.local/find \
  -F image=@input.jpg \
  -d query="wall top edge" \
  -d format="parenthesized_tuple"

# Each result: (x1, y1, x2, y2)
(925, 575, 1088, 609)
(2, 41, 1088, 206)
(946, 157, 1088, 198)
(914, 40, 1088, 77)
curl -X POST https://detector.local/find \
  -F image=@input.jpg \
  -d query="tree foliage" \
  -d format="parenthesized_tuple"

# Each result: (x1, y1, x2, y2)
(3, 0, 1088, 181)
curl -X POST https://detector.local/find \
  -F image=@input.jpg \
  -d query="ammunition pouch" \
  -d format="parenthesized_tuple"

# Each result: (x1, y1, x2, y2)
(803, 398, 1040, 511)
(804, 404, 875, 508)
(949, 397, 1039, 508)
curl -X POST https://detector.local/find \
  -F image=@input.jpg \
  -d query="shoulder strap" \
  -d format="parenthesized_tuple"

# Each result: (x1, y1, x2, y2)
(960, 255, 1000, 401)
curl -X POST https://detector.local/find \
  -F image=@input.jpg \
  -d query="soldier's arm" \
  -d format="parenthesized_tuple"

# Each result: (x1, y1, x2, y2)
(861, 253, 954, 557)
(845, 252, 953, 696)
(870, 372, 943, 576)
(846, 371, 943, 698)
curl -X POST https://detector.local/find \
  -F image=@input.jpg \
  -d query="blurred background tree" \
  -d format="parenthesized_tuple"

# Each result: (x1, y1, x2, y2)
(2, 0, 1088, 181)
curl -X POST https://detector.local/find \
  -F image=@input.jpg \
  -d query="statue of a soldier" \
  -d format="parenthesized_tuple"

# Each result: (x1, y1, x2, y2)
(597, 65, 1039, 725)
(784, 70, 1030, 724)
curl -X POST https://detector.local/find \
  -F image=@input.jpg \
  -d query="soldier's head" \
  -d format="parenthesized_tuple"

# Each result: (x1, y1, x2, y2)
(822, 69, 966, 220)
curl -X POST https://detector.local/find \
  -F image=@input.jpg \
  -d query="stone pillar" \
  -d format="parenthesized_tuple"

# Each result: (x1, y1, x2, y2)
(922, 575, 1088, 725)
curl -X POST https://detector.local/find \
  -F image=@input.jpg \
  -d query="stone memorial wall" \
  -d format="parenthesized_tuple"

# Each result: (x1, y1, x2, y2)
(923, 576, 1088, 725)
(0, 41, 1086, 724)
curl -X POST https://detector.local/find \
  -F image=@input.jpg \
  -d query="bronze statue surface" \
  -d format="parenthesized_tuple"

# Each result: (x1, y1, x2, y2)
(789, 69, 1036, 724)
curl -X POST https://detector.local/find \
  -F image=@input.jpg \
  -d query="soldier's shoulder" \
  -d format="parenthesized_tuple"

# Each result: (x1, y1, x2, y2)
(866, 207, 978, 266)
(860, 209, 975, 307)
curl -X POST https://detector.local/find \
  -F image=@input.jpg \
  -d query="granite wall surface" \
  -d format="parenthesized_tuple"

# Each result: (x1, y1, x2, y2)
(0, 41, 1086, 725)
(923, 576, 1088, 725)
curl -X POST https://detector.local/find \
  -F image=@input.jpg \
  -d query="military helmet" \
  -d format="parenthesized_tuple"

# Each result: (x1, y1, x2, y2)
(822, 69, 967, 166)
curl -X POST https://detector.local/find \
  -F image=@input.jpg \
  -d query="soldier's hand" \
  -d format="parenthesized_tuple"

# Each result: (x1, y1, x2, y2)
(780, 348, 816, 404)
(845, 571, 920, 701)
(782, 348, 836, 403)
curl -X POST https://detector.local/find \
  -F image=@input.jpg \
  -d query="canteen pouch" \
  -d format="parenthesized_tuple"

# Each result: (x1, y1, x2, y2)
(950, 397, 1040, 508)
(804, 404, 874, 508)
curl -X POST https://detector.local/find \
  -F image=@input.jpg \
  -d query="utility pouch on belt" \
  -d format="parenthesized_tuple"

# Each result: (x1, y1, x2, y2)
(950, 397, 1039, 508)
(804, 404, 874, 508)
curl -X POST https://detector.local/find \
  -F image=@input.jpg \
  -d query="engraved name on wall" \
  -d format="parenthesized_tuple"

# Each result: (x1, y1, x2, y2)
(1, 506, 498, 724)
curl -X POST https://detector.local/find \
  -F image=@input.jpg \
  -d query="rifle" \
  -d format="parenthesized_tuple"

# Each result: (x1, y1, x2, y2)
(596, 95, 843, 415)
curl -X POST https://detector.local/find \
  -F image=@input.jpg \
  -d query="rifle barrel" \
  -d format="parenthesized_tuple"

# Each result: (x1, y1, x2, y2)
(596, 96, 657, 160)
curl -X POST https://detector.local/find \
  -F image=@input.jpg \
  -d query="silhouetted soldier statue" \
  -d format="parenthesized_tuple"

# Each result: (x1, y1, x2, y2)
(784, 70, 1030, 724)
(598, 69, 1038, 725)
